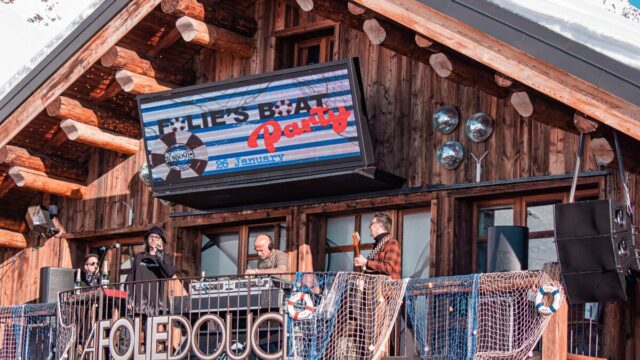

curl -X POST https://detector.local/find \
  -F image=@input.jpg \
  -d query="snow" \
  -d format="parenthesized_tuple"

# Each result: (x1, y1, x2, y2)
(0, 0, 105, 102)
(486, 0, 640, 70)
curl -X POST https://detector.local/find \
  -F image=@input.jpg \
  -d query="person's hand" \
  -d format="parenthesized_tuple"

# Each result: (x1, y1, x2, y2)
(354, 255, 367, 267)
(245, 268, 257, 275)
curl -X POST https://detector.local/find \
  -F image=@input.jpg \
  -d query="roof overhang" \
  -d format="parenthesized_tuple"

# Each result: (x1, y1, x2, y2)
(353, 0, 640, 141)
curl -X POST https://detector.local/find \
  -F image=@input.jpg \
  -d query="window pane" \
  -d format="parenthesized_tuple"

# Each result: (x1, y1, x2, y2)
(359, 213, 376, 244)
(478, 206, 514, 237)
(326, 216, 355, 247)
(402, 212, 431, 278)
(528, 237, 557, 270)
(201, 232, 239, 276)
(477, 242, 487, 273)
(248, 225, 276, 255)
(526, 203, 558, 232)
(325, 251, 354, 272)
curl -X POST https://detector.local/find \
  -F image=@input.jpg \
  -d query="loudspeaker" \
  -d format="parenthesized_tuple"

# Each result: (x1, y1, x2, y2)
(487, 226, 528, 272)
(554, 199, 637, 304)
(39, 267, 75, 303)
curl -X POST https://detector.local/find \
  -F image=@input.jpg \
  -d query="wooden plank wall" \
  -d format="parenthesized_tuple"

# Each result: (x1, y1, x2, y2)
(0, 8, 638, 359)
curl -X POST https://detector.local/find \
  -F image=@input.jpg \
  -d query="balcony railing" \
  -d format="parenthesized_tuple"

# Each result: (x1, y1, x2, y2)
(55, 269, 559, 360)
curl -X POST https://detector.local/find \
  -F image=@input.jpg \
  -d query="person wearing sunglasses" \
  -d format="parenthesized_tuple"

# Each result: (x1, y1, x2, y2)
(353, 212, 402, 280)
(82, 253, 100, 286)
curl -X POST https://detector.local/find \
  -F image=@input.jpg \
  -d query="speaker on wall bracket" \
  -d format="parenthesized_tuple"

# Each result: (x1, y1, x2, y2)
(554, 199, 637, 304)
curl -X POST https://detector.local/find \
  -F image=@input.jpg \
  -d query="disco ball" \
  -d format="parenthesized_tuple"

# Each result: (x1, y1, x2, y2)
(160, 199, 175, 207)
(437, 140, 464, 169)
(465, 113, 494, 142)
(432, 105, 459, 134)
(138, 163, 152, 186)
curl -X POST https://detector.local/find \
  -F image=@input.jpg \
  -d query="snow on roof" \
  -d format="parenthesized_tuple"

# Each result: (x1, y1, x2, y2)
(486, 0, 640, 71)
(0, 0, 105, 101)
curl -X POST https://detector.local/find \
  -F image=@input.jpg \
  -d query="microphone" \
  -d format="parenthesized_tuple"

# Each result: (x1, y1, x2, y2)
(99, 244, 121, 252)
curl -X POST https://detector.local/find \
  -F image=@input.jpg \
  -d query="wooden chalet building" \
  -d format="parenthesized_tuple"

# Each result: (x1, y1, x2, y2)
(0, 0, 639, 358)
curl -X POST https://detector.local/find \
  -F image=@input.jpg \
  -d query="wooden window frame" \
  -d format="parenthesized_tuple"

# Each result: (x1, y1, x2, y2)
(200, 220, 287, 275)
(271, 21, 337, 70)
(471, 188, 601, 272)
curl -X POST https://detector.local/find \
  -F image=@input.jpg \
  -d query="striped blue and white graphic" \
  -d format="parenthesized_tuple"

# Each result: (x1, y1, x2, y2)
(140, 68, 362, 183)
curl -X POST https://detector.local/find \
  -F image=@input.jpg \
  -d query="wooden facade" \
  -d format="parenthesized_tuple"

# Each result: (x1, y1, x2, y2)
(0, 0, 639, 358)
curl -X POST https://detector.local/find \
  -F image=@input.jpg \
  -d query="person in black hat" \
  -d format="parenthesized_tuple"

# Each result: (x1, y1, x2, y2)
(82, 253, 100, 286)
(126, 226, 175, 315)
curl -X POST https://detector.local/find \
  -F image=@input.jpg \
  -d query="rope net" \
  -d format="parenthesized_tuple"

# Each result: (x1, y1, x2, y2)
(406, 269, 561, 360)
(0, 303, 57, 360)
(287, 272, 408, 360)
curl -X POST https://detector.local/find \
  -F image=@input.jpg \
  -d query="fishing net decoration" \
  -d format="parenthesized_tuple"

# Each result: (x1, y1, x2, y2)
(0, 303, 57, 360)
(406, 269, 561, 360)
(287, 272, 409, 360)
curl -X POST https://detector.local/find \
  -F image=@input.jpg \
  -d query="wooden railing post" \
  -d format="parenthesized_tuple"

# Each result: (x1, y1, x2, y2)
(542, 263, 568, 359)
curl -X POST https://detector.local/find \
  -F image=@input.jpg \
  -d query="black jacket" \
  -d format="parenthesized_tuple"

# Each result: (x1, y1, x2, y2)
(82, 271, 100, 287)
(126, 251, 175, 315)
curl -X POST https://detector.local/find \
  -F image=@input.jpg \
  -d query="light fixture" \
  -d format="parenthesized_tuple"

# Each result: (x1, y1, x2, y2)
(25, 205, 59, 238)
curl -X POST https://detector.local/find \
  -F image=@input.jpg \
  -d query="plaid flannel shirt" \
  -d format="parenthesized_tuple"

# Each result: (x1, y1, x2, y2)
(365, 237, 402, 280)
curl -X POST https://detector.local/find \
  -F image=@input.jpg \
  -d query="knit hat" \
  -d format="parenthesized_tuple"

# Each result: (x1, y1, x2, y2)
(144, 226, 167, 244)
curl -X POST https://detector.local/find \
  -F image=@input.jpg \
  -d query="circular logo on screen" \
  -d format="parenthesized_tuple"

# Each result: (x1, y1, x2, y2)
(165, 144, 195, 171)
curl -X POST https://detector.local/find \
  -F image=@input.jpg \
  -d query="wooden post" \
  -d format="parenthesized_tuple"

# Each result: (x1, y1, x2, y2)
(115, 69, 174, 94)
(175, 16, 254, 58)
(60, 119, 140, 155)
(8, 166, 87, 199)
(0, 228, 27, 249)
(362, 18, 430, 63)
(429, 53, 509, 98)
(541, 263, 568, 360)
(0, 145, 87, 182)
(46, 96, 140, 138)
(101, 46, 194, 84)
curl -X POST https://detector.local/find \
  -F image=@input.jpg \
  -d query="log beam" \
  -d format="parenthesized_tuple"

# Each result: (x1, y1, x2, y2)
(175, 16, 254, 58)
(494, 72, 525, 91)
(101, 46, 194, 84)
(0, 217, 27, 233)
(115, 70, 174, 95)
(0, 145, 87, 182)
(46, 96, 140, 138)
(590, 137, 615, 167)
(60, 119, 139, 155)
(573, 112, 599, 134)
(362, 19, 430, 63)
(414, 34, 443, 53)
(430, 53, 510, 98)
(0, 178, 14, 199)
(0, 228, 27, 249)
(8, 166, 87, 199)
(510, 91, 574, 132)
(161, 0, 257, 37)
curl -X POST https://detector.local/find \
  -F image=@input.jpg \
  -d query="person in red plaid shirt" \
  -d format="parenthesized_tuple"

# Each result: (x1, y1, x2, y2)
(354, 212, 402, 280)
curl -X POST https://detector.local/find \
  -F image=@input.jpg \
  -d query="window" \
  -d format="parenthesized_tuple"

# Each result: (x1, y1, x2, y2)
(323, 209, 431, 277)
(275, 28, 335, 70)
(473, 189, 599, 272)
(88, 237, 145, 288)
(200, 222, 287, 276)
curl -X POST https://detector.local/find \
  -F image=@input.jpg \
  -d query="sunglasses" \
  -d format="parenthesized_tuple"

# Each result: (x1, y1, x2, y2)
(85, 262, 98, 266)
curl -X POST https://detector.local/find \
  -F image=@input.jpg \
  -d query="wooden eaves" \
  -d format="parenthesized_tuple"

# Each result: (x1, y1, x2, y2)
(351, 0, 640, 141)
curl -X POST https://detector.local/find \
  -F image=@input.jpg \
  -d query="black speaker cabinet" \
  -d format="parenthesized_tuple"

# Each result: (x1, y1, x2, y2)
(554, 199, 637, 304)
(487, 226, 528, 272)
(39, 267, 75, 303)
